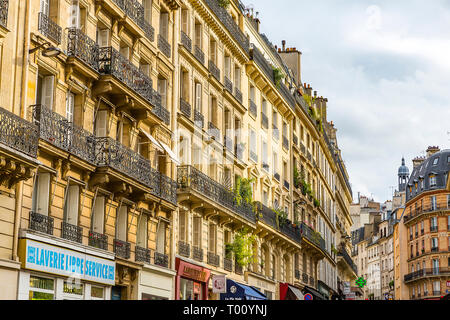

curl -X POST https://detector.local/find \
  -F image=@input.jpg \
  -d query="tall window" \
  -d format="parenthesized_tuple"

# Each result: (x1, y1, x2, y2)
(179, 211, 187, 242)
(32, 172, 51, 216)
(249, 129, 257, 162)
(96, 27, 110, 47)
(193, 216, 201, 248)
(116, 205, 128, 241)
(194, 21, 202, 48)
(156, 220, 167, 254)
(432, 258, 439, 274)
(262, 138, 268, 170)
(66, 92, 75, 123)
(143, 0, 152, 23)
(209, 38, 217, 64)
(181, 8, 189, 34)
(195, 82, 202, 112)
(429, 175, 437, 187)
(137, 214, 148, 249)
(158, 77, 167, 109)
(431, 237, 438, 250)
(209, 95, 218, 126)
(208, 223, 217, 254)
(224, 54, 231, 79)
(234, 66, 241, 89)
(430, 196, 437, 210)
(91, 195, 105, 234)
(160, 10, 169, 40)
(64, 184, 80, 226)
(36, 73, 54, 108)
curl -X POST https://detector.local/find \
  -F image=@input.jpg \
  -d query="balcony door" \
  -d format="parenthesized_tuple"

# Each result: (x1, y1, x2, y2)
(64, 184, 80, 226)
(137, 214, 148, 249)
(37, 74, 54, 108)
(116, 205, 128, 241)
(432, 259, 439, 274)
(92, 195, 105, 234)
(156, 221, 166, 254)
(95, 109, 108, 137)
(40, 0, 49, 16)
(32, 172, 51, 216)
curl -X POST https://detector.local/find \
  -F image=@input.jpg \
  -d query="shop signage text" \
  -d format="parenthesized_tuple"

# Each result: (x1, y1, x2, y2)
(182, 266, 208, 282)
(20, 239, 115, 285)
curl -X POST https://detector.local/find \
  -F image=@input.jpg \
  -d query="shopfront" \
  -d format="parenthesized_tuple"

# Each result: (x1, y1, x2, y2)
(175, 258, 211, 300)
(138, 264, 176, 300)
(317, 280, 331, 300)
(17, 237, 115, 300)
(220, 279, 267, 300)
(246, 272, 276, 300)
(302, 285, 326, 300)
(279, 283, 305, 300)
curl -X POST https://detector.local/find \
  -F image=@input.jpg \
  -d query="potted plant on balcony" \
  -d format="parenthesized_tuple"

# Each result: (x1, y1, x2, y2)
(228, 228, 257, 268)
(272, 66, 284, 88)
(218, 0, 231, 9)
(331, 243, 338, 255)
(273, 207, 288, 229)
(293, 167, 301, 189)
(313, 198, 320, 208)
(225, 243, 233, 259)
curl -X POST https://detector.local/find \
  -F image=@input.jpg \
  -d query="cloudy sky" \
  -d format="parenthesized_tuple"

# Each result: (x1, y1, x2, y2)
(245, 0, 450, 203)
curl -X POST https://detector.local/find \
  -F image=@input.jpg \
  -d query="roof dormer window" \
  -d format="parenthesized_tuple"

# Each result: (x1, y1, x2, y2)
(432, 158, 439, 166)
(429, 175, 436, 187)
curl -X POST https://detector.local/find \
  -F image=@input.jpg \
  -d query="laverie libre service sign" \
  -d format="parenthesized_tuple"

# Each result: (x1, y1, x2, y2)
(19, 239, 115, 286)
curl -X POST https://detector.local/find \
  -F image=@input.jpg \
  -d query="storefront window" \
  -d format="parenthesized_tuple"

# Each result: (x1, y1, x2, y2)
(179, 278, 203, 300)
(91, 286, 105, 299)
(29, 276, 55, 300)
(63, 281, 84, 296)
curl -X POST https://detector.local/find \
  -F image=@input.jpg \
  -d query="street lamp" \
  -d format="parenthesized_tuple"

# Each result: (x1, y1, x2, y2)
(29, 41, 62, 57)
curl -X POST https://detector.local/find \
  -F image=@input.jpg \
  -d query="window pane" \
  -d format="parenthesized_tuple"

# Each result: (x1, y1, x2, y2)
(29, 291, 54, 300)
(30, 276, 54, 290)
(63, 281, 84, 295)
(91, 286, 104, 298)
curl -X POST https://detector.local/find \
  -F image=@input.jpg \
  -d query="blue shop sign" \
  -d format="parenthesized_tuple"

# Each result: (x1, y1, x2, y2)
(220, 279, 267, 300)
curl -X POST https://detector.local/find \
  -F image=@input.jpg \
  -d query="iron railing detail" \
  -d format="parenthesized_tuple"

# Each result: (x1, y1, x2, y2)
(67, 28, 99, 72)
(0, 0, 7, 29)
(249, 100, 257, 117)
(38, 12, 62, 44)
(112, 0, 154, 41)
(209, 60, 220, 81)
(160, 173, 177, 205)
(250, 46, 274, 82)
(180, 31, 192, 51)
(158, 34, 171, 58)
(404, 204, 444, 223)
(234, 87, 243, 104)
(177, 165, 256, 224)
(295, 269, 300, 280)
(235, 262, 243, 275)
(194, 45, 205, 64)
(204, 0, 250, 53)
(300, 143, 306, 154)
(261, 113, 268, 129)
(293, 134, 298, 146)
(0, 106, 38, 158)
(224, 77, 233, 93)
(180, 98, 191, 118)
(208, 122, 221, 142)
(207, 252, 220, 267)
(302, 272, 308, 284)
(135, 246, 151, 263)
(404, 267, 450, 282)
(29, 211, 53, 235)
(194, 109, 204, 128)
(178, 241, 190, 258)
(309, 276, 316, 287)
(224, 136, 233, 152)
(114, 239, 131, 259)
(193, 246, 203, 262)
(300, 222, 327, 252)
(61, 222, 83, 243)
(154, 252, 169, 267)
(337, 246, 358, 275)
(88, 230, 108, 250)
(224, 258, 233, 272)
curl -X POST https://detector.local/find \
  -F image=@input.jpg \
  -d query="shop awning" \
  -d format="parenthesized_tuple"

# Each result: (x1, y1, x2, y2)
(139, 129, 164, 152)
(220, 279, 267, 300)
(159, 141, 181, 165)
(287, 285, 304, 300)
(303, 286, 326, 300)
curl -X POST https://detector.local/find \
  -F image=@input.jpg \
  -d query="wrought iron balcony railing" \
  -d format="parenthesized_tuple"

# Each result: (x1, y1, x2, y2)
(309, 276, 316, 287)
(272, 125, 279, 140)
(249, 100, 257, 117)
(209, 60, 220, 82)
(235, 262, 243, 275)
(99, 46, 159, 108)
(112, 0, 154, 41)
(235, 143, 244, 161)
(178, 241, 190, 258)
(61, 222, 83, 243)
(300, 143, 306, 154)
(180, 31, 192, 51)
(430, 226, 438, 232)
(404, 267, 450, 282)
(194, 109, 204, 128)
(295, 269, 300, 280)
(404, 204, 445, 223)
(207, 252, 220, 267)
(0, 106, 38, 158)
(154, 252, 169, 267)
(224, 77, 233, 93)
(250, 45, 274, 83)
(274, 173, 280, 181)
(224, 258, 233, 272)
(204, 0, 249, 53)
(150, 96, 170, 125)
(114, 239, 131, 259)
(158, 34, 171, 58)
(88, 230, 108, 250)
(293, 134, 298, 146)
(250, 150, 258, 163)
(234, 87, 243, 104)
(300, 222, 327, 253)
(279, 82, 295, 110)
(194, 45, 205, 65)
(180, 98, 191, 118)
(302, 272, 308, 284)
(337, 246, 358, 275)
(193, 246, 203, 262)
(0, 0, 8, 29)
(160, 173, 177, 205)
(38, 12, 62, 44)
(261, 113, 268, 129)
(29, 211, 53, 235)
(135, 246, 151, 263)
(177, 165, 256, 224)
(32, 104, 96, 164)
(224, 135, 233, 152)
(67, 28, 100, 72)
(208, 122, 221, 142)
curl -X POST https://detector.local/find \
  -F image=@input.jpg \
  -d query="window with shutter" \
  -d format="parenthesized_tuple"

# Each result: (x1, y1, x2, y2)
(144, 0, 152, 23)
(65, 185, 80, 225)
(160, 12, 169, 39)
(95, 110, 108, 137)
(179, 211, 186, 242)
(195, 82, 202, 111)
(224, 55, 230, 78)
(92, 196, 105, 233)
(66, 92, 75, 123)
(137, 214, 148, 249)
(193, 217, 201, 247)
(70, 0, 80, 28)
(209, 223, 216, 254)
(32, 173, 51, 216)
(116, 206, 128, 241)
(158, 78, 167, 108)
(41, 75, 54, 108)
(234, 66, 240, 88)
(97, 28, 110, 47)
(181, 9, 189, 33)
(195, 22, 202, 47)
(156, 221, 166, 254)
(40, 0, 50, 16)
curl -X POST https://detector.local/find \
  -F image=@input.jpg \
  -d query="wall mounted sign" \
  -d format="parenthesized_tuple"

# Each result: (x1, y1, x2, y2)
(19, 239, 115, 286)
(212, 275, 226, 294)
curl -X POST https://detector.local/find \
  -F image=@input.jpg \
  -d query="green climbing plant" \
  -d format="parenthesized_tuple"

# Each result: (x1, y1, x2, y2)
(273, 207, 289, 229)
(227, 228, 257, 267)
(272, 66, 284, 88)
(217, 0, 231, 9)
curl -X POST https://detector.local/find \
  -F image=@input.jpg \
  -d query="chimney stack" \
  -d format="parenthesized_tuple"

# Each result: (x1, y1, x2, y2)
(282, 40, 286, 51)
(412, 156, 425, 169)
(426, 146, 440, 158)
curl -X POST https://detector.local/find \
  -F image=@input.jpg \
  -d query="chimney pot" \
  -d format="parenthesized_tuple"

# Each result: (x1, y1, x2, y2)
(282, 40, 286, 51)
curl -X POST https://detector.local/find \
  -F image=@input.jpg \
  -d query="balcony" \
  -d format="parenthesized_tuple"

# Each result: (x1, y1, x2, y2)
(180, 31, 192, 51)
(261, 113, 268, 129)
(404, 268, 450, 283)
(274, 173, 280, 182)
(284, 180, 290, 190)
(98, 47, 161, 110)
(88, 230, 108, 251)
(431, 247, 439, 253)
(32, 104, 96, 164)
(114, 239, 131, 259)
(337, 247, 358, 275)
(295, 269, 300, 280)
(224, 258, 233, 272)
(293, 134, 298, 146)
(250, 46, 274, 83)
(177, 165, 256, 224)
(208, 122, 221, 142)
(235, 262, 243, 275)
(180, 98, 191, 118)
(135, 246, 151, 263)
(160, 174, 177, 205)
(194, 45, 205, 65)
(204, 0, 250, 53)
(300, 143, 306, 154)
(207, 252, 220, 267)
(154, 252, 169, 268)
(282, 136, 289, 150)
(235, 143, 244, 161)
(158, 34, 171, 58)
(178, 241, 190, 258)
(29, 211, 53, 235)
(150, 100, 171, 126)
(194, 109, 204, 129)
(309, 276, 316, 288)
(0, 106, 38, 158)
(250, 150, 258, 163)
(193, 246, 203, 262)
(404, 204, 444, 223)
(38, 12, 62, 44)
(0, 0, 8, 29)
(249, 100, 257, 118)
(234, 87, 243, 104)
(209, 60, 220, 82)
(302, 272, 308, 284)
(111, 0, 154, 42)
(300, 222, 327, 253)
(67, 28, 100, 72)
(430, 226, 438, 232)
(224, 77, 233, 93)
